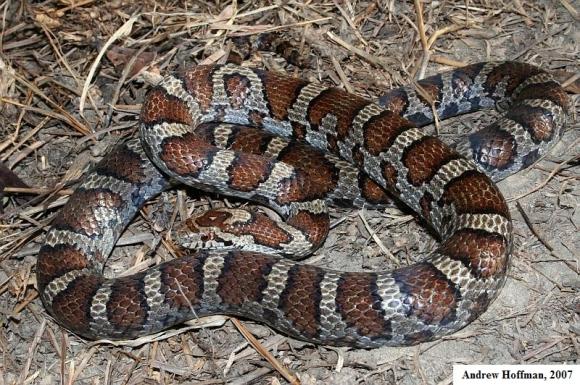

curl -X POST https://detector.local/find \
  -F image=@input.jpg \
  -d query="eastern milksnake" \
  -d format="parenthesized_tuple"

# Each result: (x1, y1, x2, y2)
(37, 62, 569, 347)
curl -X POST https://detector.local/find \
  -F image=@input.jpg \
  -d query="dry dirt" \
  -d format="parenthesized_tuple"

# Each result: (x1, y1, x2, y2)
(0, 1, 578, 385)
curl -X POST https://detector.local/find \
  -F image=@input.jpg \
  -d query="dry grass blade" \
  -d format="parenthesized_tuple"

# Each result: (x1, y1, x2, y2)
(413, 0, 428, 52)
(326, 31, 396, 69)
(430, 55, 467, 67)
(508, 139, 580, 202)
(426, 23, 474, 50)
(558, 0, 579, 19)
(11, 290, 38, 316)
(80, 15, 138, 114)
(333, 0, 367, 46)
(231, 319, 300, 385)
(3, 186, 74, 195)
(516, 201, 578, 274)
(330, 56, 353, 93)
(1, 95, 87, 136)
(358, 209, 398, 264)
(17, 319, 46, 384)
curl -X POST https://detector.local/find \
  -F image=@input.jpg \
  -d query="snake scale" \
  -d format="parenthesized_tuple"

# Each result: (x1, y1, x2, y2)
(37, 62, 568, 347)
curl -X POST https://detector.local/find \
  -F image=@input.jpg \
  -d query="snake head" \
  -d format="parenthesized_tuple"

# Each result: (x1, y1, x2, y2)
(171, 208, 256, 251)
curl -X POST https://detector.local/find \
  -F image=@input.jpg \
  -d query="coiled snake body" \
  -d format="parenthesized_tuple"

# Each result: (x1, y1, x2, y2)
(38, 62, 568, 347)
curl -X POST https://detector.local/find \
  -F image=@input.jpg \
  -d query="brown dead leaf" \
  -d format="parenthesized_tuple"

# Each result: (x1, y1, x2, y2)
(0, 162, 28, 190)
(34, 12, 62, 29)
(106, 45, 157, 78)
(0, 161, 30, 212)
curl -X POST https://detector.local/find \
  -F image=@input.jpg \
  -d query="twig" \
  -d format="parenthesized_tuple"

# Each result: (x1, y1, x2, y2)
(358, 210, 398, 264)
(426, 23, 474, 50)
(333, 0, 367, 46)
(558, 0, 579, 20)
(326, 31, 396, 69)
(510, 24, 569, 60)
(413, 0, 428, 51)
(331, 56, 354, 93)
(430, 55, 467, 67)
(17, 318, 46, 384)
(515, 202, 578, 274)
(7, 74, 89, 134)
(80, 14, 138, 114)
(231, 319, 300, 385)
(509, 148, 579, 202)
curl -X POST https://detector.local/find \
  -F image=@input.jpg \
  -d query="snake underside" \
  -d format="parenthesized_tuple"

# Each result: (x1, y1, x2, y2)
(37, 62, 568, 347)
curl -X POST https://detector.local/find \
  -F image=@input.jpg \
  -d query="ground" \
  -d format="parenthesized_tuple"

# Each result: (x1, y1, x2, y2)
(0, 1, 578, 384)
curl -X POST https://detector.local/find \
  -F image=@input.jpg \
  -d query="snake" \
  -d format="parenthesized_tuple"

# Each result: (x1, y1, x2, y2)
(37, 62, 568, 348)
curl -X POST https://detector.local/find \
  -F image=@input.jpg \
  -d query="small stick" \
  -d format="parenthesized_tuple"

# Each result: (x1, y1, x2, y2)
(358, 210, 399, 265)
(231, 318, 300, 385)
(11, 290, 38, 316)
(515, 202, 578, 274)
(331, 56, 354, 93)
(333, 0, 368, 46)
(509, 148, 579, 202)
(17, 318, 46, 384)
(326, 31, 395, 69)
(3, 186, 74, 195)
(558, 0, 579, 19)
(426, 23, 474, 50)
(430, 55, 467, 67)
(413, 0, 429, 51)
